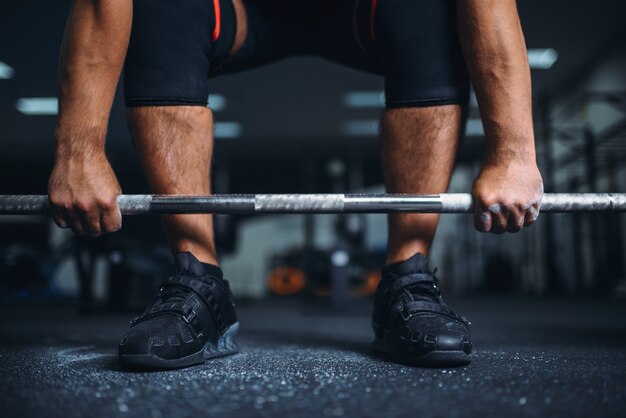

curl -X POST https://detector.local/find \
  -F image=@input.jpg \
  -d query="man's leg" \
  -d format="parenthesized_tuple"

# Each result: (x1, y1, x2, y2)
(371, 105, 472, 367)
(120, 106, 240, 370)
(117, 0, 254, 370)
(307, 0, 472, 366)
(380, 105, 464, 264)
(126, 106, 218, 265)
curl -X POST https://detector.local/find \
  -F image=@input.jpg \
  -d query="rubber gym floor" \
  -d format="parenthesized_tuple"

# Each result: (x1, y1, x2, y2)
(1, 297, 625, 418)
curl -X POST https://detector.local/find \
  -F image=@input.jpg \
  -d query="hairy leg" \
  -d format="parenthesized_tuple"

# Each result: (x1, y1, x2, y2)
(381, 105, 465, 264)
(127, 106, 218, 265)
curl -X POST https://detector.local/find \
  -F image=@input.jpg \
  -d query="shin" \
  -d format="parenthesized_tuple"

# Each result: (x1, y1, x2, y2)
(380, 105, 465, 264)
(126, 106, 219, 265)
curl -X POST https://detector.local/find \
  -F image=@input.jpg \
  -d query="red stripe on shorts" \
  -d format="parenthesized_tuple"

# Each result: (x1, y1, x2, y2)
(370, 0, 378, 42)
(212, 0, 221, 42)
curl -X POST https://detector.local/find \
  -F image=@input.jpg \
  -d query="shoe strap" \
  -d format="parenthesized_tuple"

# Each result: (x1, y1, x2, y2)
(131, 274, 236, 335)
(383, 273, 437, 301)
(396, 300, 450, 317)
(131, 297, 205, 337)
(390, 300, 469, 324)
(162, 274, 236, 334)
(375, 273, 469, 335)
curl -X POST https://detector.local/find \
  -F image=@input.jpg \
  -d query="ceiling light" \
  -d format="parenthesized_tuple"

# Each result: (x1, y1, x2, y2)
(465, 119, 484, 136)
(342, 119, 379, 136)
(208, 94, 227, 111)
(342, 91, 385, 108)
(0, 61, 14, 79)
(343, 118, 484, 137)
(214, 122, 242, 139)
(528, 48, 558, 69)
(16, 97, 58, 115)
(470, 90, 478, 108)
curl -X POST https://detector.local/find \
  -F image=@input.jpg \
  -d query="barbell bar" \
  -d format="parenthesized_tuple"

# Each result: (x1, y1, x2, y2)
(0, 193, 625, 215)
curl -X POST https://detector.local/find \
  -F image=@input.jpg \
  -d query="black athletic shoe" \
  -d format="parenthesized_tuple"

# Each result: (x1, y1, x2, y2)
(371, 253, 472, 367)
(118, 252, 239, 370)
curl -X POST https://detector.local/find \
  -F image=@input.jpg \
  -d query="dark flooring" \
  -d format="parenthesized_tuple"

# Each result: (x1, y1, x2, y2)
(1, 296, 626, 418)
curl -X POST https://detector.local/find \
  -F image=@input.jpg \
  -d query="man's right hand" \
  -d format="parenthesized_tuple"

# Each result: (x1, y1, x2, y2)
(48, 152, 122, 236)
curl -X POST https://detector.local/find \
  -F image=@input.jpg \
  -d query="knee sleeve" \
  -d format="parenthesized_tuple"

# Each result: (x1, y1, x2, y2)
(124, 0, 235, 107)
(374, 0, 470, 108)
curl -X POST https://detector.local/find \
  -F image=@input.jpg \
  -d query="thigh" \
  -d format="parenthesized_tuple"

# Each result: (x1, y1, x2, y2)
(311, 0, 381, 75)
(215, 0, 301, 76)
(374, 0, 470, 108)
(124, 0, 219, 106)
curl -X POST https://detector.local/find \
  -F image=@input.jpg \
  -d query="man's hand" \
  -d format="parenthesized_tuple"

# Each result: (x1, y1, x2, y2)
(458, 0, 541, 233)
(48, 0, 131, 236)
(472, 154, 544, 234)
(48, 152, 122, 236)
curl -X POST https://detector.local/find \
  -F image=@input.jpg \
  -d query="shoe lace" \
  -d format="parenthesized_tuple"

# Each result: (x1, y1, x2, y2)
(402, 268, 443, 304)
(131, 276, 190, 324)
(403, 268, 471, 325)
(155, 272, 221, 304)
(148, 275, 191, 308)
(159, 284, 188, 301)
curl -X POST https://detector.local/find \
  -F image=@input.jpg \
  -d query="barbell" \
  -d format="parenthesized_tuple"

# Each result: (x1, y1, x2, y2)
(0, 193, 625, 215)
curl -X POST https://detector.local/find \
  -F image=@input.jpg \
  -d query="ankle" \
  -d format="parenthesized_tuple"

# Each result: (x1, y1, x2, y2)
(172, 242, 219, 266)
(386, 242, 430, 265)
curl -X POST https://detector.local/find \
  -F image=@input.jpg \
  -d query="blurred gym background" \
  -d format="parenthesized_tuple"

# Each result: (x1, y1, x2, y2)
(2, 2, 626, 418)
(1, 1, 625, 308)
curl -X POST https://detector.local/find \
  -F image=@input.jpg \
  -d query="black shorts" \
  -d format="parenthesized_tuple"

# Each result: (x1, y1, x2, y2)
(124, 0, 469, 109)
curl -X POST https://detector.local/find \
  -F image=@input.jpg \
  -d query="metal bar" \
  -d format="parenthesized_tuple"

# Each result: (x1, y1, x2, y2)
(1, 193, 626, 215)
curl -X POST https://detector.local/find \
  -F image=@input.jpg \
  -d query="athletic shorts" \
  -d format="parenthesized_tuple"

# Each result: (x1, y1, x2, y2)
(124, 0, 470, 109)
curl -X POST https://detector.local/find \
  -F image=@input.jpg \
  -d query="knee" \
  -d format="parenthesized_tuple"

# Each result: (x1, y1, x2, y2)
(127, 106, 212, 130)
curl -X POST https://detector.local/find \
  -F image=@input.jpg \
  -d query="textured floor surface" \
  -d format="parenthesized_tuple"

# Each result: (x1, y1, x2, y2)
(1, 297, 626, 418)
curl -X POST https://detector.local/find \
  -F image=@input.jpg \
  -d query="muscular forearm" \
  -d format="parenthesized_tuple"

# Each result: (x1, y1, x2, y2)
(458, 0, 535, 161)
(56, 0, 132, 158)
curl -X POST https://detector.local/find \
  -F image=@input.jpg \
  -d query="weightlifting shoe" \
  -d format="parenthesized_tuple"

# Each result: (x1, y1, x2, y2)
(372, 253, 471, 367)
(119, 252, 239, 370)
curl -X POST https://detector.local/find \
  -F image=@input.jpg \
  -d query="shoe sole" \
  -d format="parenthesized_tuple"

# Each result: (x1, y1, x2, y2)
(119, 322, 239, 371)
(372, 333, 471, 368)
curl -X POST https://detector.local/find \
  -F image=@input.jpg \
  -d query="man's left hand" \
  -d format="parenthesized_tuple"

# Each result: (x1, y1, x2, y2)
(472, 156, 544, 234)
